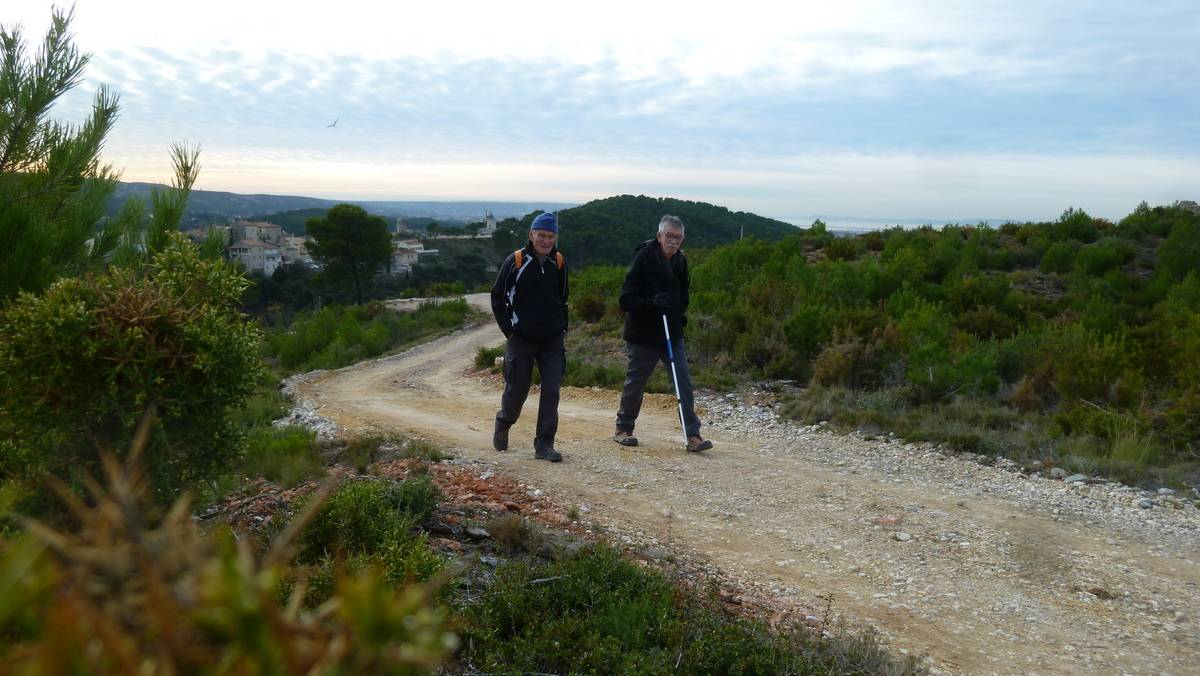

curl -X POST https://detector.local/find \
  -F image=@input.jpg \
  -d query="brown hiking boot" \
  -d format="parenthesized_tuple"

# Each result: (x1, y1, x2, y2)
(687, 436, 713, 453)
(612, 428, 638, 447)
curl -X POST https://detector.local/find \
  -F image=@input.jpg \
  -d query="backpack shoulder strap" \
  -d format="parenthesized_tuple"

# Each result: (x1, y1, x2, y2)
(555, 252, 564, 270)
(513, 249, 524, 268)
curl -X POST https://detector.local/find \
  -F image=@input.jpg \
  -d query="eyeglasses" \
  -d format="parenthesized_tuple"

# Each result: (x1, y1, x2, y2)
(661, 233, 684, 243)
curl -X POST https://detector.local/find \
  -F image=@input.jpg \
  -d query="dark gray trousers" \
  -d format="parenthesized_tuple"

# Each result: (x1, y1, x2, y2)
(616, 339, 701, 438)
(496, 332, 565, 451)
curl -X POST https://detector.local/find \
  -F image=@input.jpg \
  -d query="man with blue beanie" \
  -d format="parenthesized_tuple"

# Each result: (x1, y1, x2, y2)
(490, 211, 569, 462)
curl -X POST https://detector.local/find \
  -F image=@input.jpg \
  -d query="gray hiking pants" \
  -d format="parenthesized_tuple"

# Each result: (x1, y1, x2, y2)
(496, 332, 565, 451)
(616, 339, 701, 438)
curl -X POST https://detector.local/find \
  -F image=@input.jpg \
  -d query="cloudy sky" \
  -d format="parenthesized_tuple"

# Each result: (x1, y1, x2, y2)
(7, 1, 1199, 225)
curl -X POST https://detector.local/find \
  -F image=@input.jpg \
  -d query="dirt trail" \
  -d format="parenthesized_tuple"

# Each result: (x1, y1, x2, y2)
(294, 294, 1200, 675)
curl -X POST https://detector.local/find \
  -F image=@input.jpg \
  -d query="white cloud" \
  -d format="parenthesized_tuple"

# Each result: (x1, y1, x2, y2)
(8, 0, 1197, 222)
(15, 1, 1191, 90)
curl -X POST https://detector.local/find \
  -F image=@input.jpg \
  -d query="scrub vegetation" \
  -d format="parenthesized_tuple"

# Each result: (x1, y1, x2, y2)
(565, 205, 1200, 486)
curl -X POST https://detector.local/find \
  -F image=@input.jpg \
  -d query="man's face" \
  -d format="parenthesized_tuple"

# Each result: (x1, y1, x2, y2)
(656, 225, 684, 258)
(530, 229, 556, 256)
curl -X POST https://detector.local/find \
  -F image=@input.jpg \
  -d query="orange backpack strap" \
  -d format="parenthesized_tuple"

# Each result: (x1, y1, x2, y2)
(514, 249, 564, 270)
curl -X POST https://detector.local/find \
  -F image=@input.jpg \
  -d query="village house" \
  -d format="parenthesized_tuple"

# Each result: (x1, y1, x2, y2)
(393, 246, 420, 268)
(231, 220, 283, 245)
(279, 235, 313, 265)
(228, 239, 282, 276)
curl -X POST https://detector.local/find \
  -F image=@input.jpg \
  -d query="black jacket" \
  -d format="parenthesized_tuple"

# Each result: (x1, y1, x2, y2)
(490, 241, 569, 343)
(619, 239, 689, 348)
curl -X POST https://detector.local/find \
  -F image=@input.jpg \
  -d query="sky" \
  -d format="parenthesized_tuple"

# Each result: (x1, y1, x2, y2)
(6, 0, 1200, 226)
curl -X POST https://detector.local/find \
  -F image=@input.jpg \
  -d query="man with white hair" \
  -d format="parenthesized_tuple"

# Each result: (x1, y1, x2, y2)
(612, 215, 713, 453)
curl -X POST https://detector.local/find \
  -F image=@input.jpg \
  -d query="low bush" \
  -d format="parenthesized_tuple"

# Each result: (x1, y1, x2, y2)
(337, 432, 451, 467)
(267, 298, 474, 374)
(474, 344, 505, 371)
(457, 544, 917, 674)
(0, 456, 456, 673)
(291, 477, 445, 607)
(0, 234, 263, 503)
(1040, 241, 1079, 273)
(299, 477, 442, 562)
(242, 425, 323, 487)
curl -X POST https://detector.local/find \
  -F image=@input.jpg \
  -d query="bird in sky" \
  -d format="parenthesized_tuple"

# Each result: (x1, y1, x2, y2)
(326, 117, 339, 128)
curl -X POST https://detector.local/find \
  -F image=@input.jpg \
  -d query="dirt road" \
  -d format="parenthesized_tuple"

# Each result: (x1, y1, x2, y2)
(293, 294, 1200, 674)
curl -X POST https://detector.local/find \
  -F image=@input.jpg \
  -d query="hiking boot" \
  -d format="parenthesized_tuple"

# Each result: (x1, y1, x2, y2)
(493, 421, 510, 451)
(612, 428, 638, 447)
(534, 446, 563, 463)
(687, 436, 713, 453)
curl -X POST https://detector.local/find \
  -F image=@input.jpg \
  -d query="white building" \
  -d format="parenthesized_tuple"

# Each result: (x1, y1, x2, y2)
(229, 239, 282, 276)
(395, 238, 425, 251)
(280, 235, 312, 265)
(394, 246, 420, 267)
(231, 221, 283, 245)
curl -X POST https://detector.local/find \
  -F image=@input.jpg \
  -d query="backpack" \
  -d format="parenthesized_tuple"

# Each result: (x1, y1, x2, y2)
(513, 249, 564, 270)
(506, 248, 567, 310)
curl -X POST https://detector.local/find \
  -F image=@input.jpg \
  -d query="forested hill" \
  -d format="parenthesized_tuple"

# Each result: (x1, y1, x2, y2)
(495, 194, 797, 267)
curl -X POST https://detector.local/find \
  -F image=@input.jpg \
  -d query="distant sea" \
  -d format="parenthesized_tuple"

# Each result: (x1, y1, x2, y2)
(789, 215, 1018, 232)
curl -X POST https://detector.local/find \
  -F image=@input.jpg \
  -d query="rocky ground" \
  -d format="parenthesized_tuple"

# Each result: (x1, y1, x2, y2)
(279, 296, 1200, 675)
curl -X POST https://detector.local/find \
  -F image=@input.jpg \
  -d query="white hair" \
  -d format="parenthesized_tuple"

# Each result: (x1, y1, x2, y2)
(657, 215, 684, 234)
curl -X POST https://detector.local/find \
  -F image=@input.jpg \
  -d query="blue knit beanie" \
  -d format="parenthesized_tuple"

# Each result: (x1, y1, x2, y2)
(530, 212, 558, 233)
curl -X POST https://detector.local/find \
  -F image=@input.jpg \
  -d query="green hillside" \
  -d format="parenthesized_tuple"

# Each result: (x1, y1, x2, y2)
(246, 208, 327, 234)
(566, 202, 1200, 487)
(493, 194, 797, 267)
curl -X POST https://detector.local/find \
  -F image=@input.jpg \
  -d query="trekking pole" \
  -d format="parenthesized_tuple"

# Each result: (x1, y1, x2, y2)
(661, 314, 690, 448)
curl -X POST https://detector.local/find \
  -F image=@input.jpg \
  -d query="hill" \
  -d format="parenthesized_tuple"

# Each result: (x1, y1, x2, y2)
(494, 194, 798, 267)
(107, 182, 574, 228)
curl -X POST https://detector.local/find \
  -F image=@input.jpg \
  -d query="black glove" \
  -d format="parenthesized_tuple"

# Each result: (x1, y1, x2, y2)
(652, 292, 672, 310)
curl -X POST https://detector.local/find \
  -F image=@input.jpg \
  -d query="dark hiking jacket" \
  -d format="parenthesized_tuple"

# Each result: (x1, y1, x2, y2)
(619, 239, 689, 348)
(490, 241, 569, 343)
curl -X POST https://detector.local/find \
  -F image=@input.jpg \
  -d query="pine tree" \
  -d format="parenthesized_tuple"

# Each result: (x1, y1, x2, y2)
(0, 9, 206, 303)
(306, 204, 393, 304)
(0, 8, 124, 301)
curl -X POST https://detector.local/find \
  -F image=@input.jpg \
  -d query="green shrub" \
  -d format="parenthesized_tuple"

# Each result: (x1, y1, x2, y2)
(0, 234, 263, 501)
(1054, 207, 1100, 243)
(458, 544, 915, 674)
(1076, 239, 1132, 277)
(575, 292, 607, 323)
(812, 339, 867, 388)
(267, 298, 472, 373)
(243, 425, 322, 487)
(338, 433, 450, 470)
(564, 356, 627, 389)
(1156, 215, 1200, 283)
(1040, 241, 1079, 273)
(230, 378, 291, 429)
(783, 304, 829, 361)
(948, 274, 1010, 312)
(1046, 324, 1132, 404)
(474, 344, 504, 371)
(956, 306, 1018, 340)
(299, 477, 443, 563)
(824, 237, 859, 261)
(0, 455, 456, 674)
